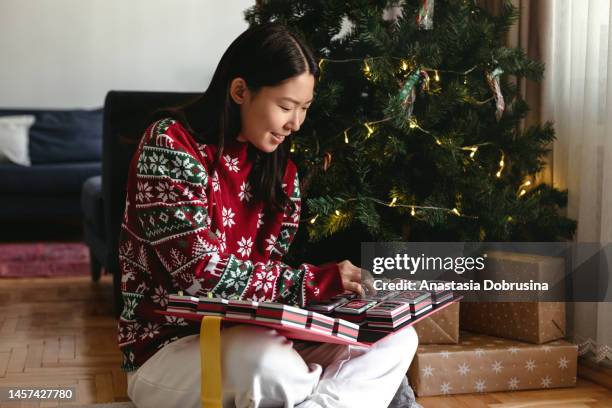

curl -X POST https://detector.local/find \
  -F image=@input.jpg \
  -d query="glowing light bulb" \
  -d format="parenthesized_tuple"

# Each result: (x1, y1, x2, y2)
(390, 197, 397, 207)
(335, 210, 341, 216)
(364, 122, 375, 138)
(434, 70, 440, 82)
(344, 129, 349, 144)
(496, 153, 505, 177)
(411, 206, 416, 216)
(451, 208, 460, 216)
(363, 60, 371, 77)
(310, 214, 319, 224)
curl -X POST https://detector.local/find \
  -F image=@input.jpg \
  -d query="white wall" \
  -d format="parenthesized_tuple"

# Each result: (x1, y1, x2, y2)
(0, 0, 254, 108)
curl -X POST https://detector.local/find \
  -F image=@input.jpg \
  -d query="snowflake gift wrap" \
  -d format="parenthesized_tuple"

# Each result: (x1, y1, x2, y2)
(460, 251, 566, 344)
(408, 332, 577, 396)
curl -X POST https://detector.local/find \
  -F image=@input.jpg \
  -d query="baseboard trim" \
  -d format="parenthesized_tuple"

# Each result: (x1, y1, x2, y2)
(578, 358, 612, 390)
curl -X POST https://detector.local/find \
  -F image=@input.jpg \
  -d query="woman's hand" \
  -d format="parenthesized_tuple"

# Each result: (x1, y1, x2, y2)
(337, 260, 378, 298)
(338, 260, 364, 296)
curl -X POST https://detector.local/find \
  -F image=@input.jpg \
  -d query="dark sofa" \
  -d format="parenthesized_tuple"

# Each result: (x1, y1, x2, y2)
(0, 108, 103, 218)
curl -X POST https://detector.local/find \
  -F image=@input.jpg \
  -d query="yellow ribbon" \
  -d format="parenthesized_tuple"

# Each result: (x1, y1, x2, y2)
(200, 316, 222, 408)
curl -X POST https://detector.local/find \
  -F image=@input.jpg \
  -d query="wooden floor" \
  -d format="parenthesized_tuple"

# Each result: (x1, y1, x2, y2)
(0, 275, 124, 407)
(0, 275, 611, 407)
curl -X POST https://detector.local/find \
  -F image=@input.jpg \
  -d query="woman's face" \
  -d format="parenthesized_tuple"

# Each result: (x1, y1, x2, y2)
(231, 72, 315, 153)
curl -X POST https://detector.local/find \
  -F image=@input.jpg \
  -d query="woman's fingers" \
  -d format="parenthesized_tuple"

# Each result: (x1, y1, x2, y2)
(359, 268, 376, 297)
(360, 268, 374, 282)
(361, 282, 377, 297)
(338, 260, 369, 296)
(342, 281, 364, 297)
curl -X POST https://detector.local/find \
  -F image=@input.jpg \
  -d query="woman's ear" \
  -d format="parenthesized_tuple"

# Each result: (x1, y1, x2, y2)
(230, 78, 248, 104)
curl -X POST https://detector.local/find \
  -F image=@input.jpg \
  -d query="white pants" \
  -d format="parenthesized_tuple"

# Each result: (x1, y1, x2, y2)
(127, 325, 418, 408)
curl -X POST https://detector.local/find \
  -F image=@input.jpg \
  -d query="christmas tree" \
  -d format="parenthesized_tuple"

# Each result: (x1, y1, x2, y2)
(245, 0, 576, 262)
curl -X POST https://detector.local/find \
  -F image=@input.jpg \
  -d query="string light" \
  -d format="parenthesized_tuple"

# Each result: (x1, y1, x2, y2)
(290, 144, 296, 153)
(316, 57, 476, 78)
(344, 129, 349, 144)
(496, 152, 505, 178)
(334, 197, 478, 220)
(406, 119, 445, 147)
(518, 179, 531, 197)
(335, 210, 341, 216)
(401, 59, 409, 71)
(363, 59, 372, 79)
(318, 58, 326, 70)
(370, 198, 463, 214)
(461, 146, 478, 158)
(309, 214, 319, 224)
(422, 71, 431, 91)
(390, 197, 398, 207)
(463, 77, 468, 85)
(364, 122, 375, 138)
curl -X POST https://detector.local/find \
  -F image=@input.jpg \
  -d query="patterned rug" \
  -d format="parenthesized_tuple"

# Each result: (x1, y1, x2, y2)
(67, 403, 134, 408)
(0, 242, 91, 278)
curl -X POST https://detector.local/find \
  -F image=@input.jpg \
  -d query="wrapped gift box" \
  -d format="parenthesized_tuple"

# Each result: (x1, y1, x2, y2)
(476, 251, 566, 302)
(461, 251, 566, 344)
(460, 301, 565, 344)
(408, 332, 577, 397)
(413, 301, 459, 344)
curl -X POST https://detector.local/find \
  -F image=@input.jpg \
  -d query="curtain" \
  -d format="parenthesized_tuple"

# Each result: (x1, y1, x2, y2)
(482, 0, 612, 365)
(541, 0, 612, 364)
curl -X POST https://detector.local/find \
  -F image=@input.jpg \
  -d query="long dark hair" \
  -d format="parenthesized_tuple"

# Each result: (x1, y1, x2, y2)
(163, 23, 319, 213)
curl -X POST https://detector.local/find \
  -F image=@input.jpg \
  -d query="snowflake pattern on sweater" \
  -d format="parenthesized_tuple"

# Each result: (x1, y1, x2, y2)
(117, 119, 343, 371)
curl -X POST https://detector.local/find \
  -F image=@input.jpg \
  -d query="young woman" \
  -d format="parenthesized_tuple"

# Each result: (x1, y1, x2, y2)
(118, 23, 418, 408)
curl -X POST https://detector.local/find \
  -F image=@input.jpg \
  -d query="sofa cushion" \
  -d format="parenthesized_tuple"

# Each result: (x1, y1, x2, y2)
(28, 109, 103, 164)
(0, 194, 83, 217)
(0, 161, 101, 194)
(0, 115, 35, 166)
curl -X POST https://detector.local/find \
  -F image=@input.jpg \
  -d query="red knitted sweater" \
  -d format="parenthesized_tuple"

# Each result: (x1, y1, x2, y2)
(117, 118, 343, 371)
